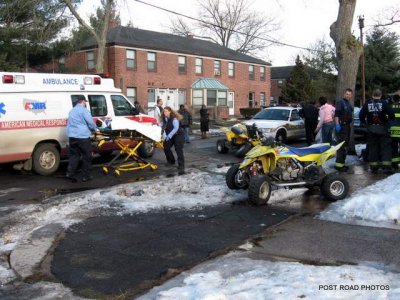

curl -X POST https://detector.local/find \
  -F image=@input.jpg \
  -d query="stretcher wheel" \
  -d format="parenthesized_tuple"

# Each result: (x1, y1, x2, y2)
(114, 169, 121, 176)
(102, 167, 109, 174)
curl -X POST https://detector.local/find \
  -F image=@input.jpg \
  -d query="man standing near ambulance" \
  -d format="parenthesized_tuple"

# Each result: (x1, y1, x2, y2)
(66, 96, 98, 182)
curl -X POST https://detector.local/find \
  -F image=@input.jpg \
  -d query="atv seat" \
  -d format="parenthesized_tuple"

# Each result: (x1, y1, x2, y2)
(285, 144, 331, 156)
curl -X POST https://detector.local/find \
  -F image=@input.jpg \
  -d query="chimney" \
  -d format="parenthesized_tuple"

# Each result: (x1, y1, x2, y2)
(186, 32, 194, 39)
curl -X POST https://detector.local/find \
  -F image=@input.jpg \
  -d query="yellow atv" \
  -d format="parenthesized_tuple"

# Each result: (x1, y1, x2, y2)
(226, 137, 349, 205)
(217, 123, 263, 157)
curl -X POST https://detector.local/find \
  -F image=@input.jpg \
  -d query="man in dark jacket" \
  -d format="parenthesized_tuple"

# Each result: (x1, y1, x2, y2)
(334, 88, 354, 172)
(178, 104, 192, 143)
(360, 89, 395, 174)
(300, 101, 319, 145)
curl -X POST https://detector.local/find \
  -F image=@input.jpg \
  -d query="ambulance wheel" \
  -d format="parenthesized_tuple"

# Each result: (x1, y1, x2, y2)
(217, 139, 229, 153)
(321, 174, 349, 201)
(138, 141, 154, 158)
(226, 164, 248, 190)
(32, 143, 60, 175)
(248, 175, 271, 206)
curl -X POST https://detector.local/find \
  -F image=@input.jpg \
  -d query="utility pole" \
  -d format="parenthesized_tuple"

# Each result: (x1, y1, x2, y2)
(358, 15, 366, 106)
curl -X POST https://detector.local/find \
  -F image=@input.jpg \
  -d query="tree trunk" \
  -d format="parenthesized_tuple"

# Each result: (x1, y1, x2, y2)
(330, 0, 363, 104)
(63, 0, 114, 73)
(330, 0, 363, 154)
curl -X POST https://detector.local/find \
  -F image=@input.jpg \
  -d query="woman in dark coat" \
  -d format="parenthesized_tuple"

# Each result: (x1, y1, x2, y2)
(199, 104, 209, 139)
(160, 106, 185, 175)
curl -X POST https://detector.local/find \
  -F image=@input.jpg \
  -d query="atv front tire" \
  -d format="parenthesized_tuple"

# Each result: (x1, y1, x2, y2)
(217, 139, 229, 154)
(321, 174, 349, 201)
(226, 164, 248, 190)
(248, 175, 272, 206)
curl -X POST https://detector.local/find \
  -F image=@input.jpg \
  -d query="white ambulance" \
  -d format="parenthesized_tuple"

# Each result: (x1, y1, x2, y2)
(0, 72, 157, 175)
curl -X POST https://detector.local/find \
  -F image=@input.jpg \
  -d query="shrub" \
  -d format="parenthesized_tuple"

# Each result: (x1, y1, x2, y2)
(239, 107, 262, 119)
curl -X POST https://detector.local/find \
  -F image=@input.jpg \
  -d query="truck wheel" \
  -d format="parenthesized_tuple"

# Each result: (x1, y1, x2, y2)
(137, 141, 154, 158)
(248, 175, 271, 206)
(32, 144, 60, 175)
(235, 142, 252, 157)
(321, 174, 349, 201)
(217, 139, 229, 153)
(226, 164, 248, 190)
(275, 130, 286, 144)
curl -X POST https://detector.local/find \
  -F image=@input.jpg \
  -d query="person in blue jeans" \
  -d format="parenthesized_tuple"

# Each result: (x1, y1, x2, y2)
(334, 88, 354, 172)
(66, 96, 98, 182)
(178, 104, 192, 143)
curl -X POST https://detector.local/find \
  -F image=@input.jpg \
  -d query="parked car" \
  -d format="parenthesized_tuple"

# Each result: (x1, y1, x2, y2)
(243, 106, 305, 143)
(353, 107, 367, 135)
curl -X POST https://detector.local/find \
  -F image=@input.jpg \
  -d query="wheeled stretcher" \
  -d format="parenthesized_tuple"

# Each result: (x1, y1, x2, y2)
(95, 129, 163, 176)
(94, 117, 164, 176)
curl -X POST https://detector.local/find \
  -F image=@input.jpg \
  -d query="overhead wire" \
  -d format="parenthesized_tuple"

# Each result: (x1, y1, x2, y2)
(133, 0, 325, 53)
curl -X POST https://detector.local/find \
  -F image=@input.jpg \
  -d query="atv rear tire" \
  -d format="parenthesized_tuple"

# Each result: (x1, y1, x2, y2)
(321, 174, 349, 201)
(226, 164, 248, 190)
(248, 175, 272, 206)
(217, 139, 229, 153)
(235, 142, 252, 157)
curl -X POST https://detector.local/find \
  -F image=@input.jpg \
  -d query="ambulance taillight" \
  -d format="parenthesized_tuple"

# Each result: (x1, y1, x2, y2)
(93, 77, 101, 85)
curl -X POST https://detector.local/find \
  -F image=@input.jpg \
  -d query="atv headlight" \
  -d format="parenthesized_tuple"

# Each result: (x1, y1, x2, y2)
(261, 128, 274, 133)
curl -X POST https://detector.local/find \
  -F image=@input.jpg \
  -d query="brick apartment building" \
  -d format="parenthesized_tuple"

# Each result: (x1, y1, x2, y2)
(63, 25, 271, 119)
(270, 66, 293, 105)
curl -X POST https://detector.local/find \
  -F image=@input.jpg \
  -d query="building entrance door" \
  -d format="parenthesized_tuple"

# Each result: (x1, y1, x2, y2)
(228, 92, 235, 115)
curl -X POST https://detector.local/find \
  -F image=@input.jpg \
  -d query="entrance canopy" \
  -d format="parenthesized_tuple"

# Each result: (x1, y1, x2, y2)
(191, 78, 228, 90)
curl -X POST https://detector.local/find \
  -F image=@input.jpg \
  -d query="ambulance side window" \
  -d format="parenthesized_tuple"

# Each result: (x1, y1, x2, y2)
(88, 95, 108, 117)
(111, 95, 136, 116)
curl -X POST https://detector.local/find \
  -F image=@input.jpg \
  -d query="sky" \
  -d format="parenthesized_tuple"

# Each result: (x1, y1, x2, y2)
(76, 0, 400, 66)
(1, 142, 400, 298)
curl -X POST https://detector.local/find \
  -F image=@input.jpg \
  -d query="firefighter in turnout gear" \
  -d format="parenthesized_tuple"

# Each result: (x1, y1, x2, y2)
(359, 89, 395, 174)
(390, 94, 400, 170)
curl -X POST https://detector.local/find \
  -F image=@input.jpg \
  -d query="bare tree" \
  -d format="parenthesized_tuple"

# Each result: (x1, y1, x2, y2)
(376, 6, 400, 27)
(62, 0, 114, 73)
(330, 0, 363, 103)
(170, 0, 280, 55)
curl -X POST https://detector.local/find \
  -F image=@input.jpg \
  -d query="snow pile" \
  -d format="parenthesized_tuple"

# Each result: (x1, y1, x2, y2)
(143, 256, 400, 300)
(319, 173, 400, 229)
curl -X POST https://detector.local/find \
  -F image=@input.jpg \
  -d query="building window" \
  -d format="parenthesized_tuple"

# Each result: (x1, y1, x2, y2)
(195, 58, 202, 74)
(214, 60, 221, 76)
(277, 80, 284, 87)
(207, 90, 217, 106)
(260, 92, 266, 107)
(147, 52, 156, 71)
(87, 51, 95, 70)
(193, 89, 203, 105)
(126, 87, 136, 103)
(178, 56, 186, 74)
(260, 66, 265, 81)
(248, 65, 254, 80)
(228, 62, 235, 77)
(126, 49, 136, 69)
(218, 91, 227, 106)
